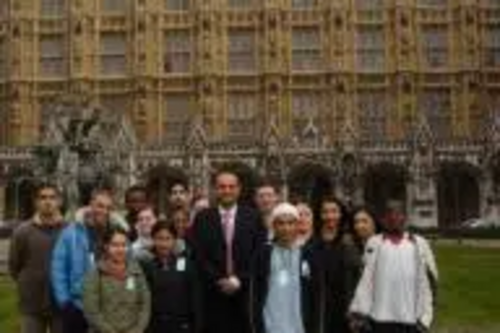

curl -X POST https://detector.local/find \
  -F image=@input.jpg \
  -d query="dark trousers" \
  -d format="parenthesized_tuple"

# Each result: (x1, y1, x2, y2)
(148, 318, 193, 333)
(61, 305, 88, 333)
(370, 321, 419, 333)
(204, 290, 249, 333)
(21, 313, 63, 333)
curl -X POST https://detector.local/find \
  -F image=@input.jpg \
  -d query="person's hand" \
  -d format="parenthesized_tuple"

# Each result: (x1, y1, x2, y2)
(61, 302, 77, 315)
(348, 312, 369, 333)
(416, 321, 428, 333)
(217, 276, 240, 295)
(217, 278, 233, 294)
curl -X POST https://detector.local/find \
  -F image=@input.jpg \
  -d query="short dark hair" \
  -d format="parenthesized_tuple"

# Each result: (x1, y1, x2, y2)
(102, 227, 129, 247)
(169, 180, 189, 192)
(151, 220, 178, 238)
(213, 168, 241, 185)
(385, 199, 405, 214)
(33, 182, 60, 200)
(255, 177, 281, 195)
(90, 188, 114, 201)
(125, 185, 148, 199)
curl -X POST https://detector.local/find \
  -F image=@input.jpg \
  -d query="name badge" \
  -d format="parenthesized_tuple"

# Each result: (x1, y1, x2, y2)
(126, 277, 136, 291)
(176, 258, 186, 272)
(88, 253, 95, 267)
(277, 270, 290, 287)
(301, 261, 310, 278)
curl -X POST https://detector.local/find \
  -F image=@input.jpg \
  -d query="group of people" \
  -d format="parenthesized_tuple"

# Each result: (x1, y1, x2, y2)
(8, 168, 438, 333)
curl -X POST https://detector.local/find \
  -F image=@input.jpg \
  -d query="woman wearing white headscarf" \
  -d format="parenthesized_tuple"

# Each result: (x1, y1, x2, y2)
(249, 203, 322, 333)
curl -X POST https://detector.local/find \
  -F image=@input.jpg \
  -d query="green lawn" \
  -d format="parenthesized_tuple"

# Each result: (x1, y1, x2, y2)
(1, 243, 499, 332)
(0, 274, 17, 332)
(434, 244, 500, 331)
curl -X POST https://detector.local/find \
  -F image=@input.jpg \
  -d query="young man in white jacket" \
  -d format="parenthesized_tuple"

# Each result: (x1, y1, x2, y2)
(349, 201, 438, 333)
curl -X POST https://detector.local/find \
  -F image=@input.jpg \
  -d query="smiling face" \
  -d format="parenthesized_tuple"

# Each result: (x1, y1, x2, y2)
(255, 186, 279, 216)
(89, 193, 114, 227)
(296, 203, 314, 237)
(321, 201, 342, 231)
(172, 210, 190, 239)
(215, 173, 241, 208)
(152, 228, 176, 258)
(135, 208, 157, 238)
(125, 190, 148, 215)
(353, 210, 377, 241)
(105, 232, 128, 264)
(169, 183, 190, 210)
(273, 215, 299, 247)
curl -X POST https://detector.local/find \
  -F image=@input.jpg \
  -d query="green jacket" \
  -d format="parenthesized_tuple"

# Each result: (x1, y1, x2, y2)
(83, 260, 151, 333)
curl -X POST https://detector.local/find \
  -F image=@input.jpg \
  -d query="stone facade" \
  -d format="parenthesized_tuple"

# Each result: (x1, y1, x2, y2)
(0, 0, 499, 226)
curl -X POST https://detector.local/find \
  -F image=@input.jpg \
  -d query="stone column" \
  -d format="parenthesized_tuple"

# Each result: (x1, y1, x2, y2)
(407, 173, 439, 228)
(0, 185, 5, 220)
(479, 169, 499, 224)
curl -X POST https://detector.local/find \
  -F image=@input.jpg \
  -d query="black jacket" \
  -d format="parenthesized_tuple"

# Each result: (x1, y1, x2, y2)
(318, 236, 362, 333)
(190, 205, 265, 289)
(140, 253, 204, 333)
(249, 243, 322, 333)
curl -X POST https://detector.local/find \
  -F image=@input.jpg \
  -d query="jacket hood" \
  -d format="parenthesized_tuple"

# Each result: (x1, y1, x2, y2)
(73, 207, 130, 232)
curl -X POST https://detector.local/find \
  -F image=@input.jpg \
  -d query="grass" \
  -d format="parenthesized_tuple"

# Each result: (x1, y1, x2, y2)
(0, 275, 17, 332)
(0, 243, 499, 332)
(434, 243, 500, 331)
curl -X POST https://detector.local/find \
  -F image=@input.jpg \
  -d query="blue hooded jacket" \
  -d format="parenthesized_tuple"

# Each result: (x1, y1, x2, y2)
(51, 221, 93, 310)
(51, 211, 129, 310)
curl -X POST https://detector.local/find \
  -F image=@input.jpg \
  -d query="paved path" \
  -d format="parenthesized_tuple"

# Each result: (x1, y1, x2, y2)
(436, 328, 500, 333)
(433, 238, 500, 248)
(0, 239, 8, 274)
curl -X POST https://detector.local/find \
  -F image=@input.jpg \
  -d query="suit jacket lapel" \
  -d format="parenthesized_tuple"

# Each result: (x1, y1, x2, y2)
(213, 208, 225, 246)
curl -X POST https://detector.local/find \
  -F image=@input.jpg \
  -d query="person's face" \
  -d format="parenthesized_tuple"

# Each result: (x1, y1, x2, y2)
(383, 209, 406, 233)
(215, 173, 241, 207)
(125, 191, 148, 214)
(153, 229, 176, 258)
(169, 184, 189, 209)
(297, 204, 314, 236)
(321, 201, 342, 232)
(106, 233, 128, 263)
(273, 217, 299, 247)
(255, 186, 279, 215)
(172, 212, 190, 238)
(35, 188, 61, 218)
(135, 209, 157, 238)
(90, 194, 113, 226)
(354, 210, 376, 241)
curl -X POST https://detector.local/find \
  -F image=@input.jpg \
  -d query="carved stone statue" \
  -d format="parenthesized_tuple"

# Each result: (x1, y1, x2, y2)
(35, 97, 136, 210)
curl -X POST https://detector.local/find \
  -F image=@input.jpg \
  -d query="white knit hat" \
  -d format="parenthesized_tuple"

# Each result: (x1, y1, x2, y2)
(270, 202, 300, 222)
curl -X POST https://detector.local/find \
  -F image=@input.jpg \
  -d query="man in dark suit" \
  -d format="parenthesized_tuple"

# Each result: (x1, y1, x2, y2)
(190, 170, 264, 333)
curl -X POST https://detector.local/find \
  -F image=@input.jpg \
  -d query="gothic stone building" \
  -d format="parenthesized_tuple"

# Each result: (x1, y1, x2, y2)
(0, 0, 499, 227)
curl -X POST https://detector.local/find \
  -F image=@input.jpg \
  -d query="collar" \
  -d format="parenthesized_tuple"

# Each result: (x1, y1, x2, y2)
(273, 240, 301, 251)
(383, 232, 415, 244)
(218, 205, 237, 217)
(33, 214, 64, 227)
